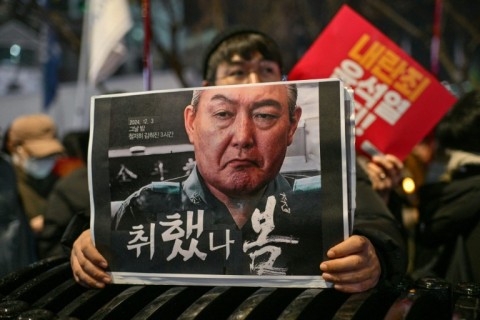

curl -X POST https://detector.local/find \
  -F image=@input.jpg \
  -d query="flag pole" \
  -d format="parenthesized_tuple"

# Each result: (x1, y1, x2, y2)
(431, 0, 442, 77)
(73, 0, 93, 130)
(142, 0, 152, 90)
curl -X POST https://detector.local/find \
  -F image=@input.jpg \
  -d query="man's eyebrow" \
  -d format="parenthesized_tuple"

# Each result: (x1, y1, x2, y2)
(209, 94, 237, 105)
(225, 59, 275, 67)
(209, 94, 283, 110)
(252, 99, 282, 110)
(225, 60, 247, 67)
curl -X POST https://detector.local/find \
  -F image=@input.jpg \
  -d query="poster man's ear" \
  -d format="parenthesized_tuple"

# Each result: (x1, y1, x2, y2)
(287, 107, 302, 146)
(184, 105, 196, 144)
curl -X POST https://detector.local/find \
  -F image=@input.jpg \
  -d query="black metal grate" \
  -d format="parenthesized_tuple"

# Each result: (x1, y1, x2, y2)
(0, 257, 456, 319)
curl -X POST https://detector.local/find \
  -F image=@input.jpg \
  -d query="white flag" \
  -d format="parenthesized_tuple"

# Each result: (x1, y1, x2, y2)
(88, 0, 133, 84)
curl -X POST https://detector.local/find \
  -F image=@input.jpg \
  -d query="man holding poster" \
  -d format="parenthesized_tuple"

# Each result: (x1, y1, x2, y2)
(71, 27, 406, 293)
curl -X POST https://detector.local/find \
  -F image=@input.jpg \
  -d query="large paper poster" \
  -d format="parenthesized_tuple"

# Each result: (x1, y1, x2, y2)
(89, 79, 354, 288)
(289, 5, 457, 160)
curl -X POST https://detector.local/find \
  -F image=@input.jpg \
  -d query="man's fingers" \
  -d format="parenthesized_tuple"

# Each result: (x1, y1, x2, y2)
(384, 154, 404, 170)
(71, 255, 104, 288)
(326, 235, 369, 258)
(367, 162, 383, 177)
(320, 236, 381, 293)
(70, 229, 111, 288)
(321, 257, 380, 293)
(366, 162, 392, 191)
(74, 230, 109, 269)
(371, 154, 404, 186)
(71, 252, 110, 288)
(322, 268, 371, 285)
(83, 246, 108, 269)
(321, 253, 378, 280)
(321, 252, 365, 273)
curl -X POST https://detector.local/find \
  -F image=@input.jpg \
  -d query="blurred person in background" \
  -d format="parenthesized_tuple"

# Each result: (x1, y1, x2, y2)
(51, 130, 87, 177)
(0, 132, 37, 277)
(359, 144, 437, 275)
(358, 154, 405, 222)
(3, 114, 65, 234)
(38, 131, 90, 259)
(414, 89, 480, 284)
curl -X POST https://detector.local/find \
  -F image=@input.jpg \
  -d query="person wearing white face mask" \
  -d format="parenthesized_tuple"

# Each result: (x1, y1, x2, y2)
(5, 114, 65, 234)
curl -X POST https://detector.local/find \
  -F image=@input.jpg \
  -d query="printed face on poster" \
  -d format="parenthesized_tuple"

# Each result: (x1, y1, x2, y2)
(89, 80, 352, 288)
(289, 5, 457, 160)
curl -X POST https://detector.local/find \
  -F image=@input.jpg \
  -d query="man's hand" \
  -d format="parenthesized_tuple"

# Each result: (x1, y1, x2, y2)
(320, 235, 381, 293)
(71, 229, 111, 288)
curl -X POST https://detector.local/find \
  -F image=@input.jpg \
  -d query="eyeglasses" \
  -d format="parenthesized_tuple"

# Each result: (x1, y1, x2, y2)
(215, 60, 283, 84)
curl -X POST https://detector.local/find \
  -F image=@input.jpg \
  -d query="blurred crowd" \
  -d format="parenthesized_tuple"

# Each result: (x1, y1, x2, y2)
(361, 89, 480, 285)
(0, 114, 89, 276)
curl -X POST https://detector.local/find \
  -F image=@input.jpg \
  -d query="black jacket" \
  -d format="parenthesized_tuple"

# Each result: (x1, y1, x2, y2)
(39, 167, 90, 259)
(0, 154, 37, 276)
(415, 166, 480, 283)
(354, 162, 407, 285)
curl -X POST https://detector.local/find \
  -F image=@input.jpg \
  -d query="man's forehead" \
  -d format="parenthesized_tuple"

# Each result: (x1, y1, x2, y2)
(225, 52, 276, 65)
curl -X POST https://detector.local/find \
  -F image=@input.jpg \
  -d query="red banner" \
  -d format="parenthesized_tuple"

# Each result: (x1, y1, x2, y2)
(289, 5, 456, 160)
